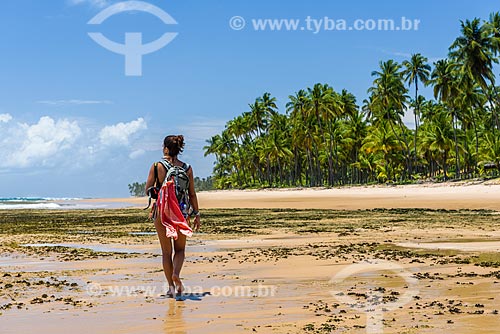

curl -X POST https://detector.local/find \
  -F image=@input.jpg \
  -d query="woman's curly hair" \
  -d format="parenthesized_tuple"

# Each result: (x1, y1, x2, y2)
(163, 135, 185, 157)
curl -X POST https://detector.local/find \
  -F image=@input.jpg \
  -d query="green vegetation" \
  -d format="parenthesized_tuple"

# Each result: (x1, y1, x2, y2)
(204, 13, 500, 189)
(128, 182, 145, 197)
(128, 176, 214, 196)
(193, 176, 214, 191)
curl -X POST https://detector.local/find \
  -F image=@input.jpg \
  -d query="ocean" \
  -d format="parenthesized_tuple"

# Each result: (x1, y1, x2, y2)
(0, 197, 134, 210)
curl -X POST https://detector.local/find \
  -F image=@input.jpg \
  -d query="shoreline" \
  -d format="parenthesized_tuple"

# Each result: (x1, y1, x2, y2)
(81, 181, 500, 211)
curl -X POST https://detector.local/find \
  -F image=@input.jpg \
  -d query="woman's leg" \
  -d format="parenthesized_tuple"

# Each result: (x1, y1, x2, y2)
(154, 216, 175, 296)
(172, 233, 186, 293)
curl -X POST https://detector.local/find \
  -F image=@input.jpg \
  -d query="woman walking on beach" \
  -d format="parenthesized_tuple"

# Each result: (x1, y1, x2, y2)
(145, 135, 201, 297)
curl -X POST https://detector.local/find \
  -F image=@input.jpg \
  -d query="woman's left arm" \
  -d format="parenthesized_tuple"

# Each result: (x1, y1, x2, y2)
(187, 167, 201, 231)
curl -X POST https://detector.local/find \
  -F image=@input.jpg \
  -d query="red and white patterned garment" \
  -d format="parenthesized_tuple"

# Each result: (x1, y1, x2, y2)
(157, 180, 193, 240)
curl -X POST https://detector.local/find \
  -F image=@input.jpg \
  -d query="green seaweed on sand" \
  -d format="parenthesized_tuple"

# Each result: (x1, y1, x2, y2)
(0, 208, 497, 240)
(472, 252, 500, 268)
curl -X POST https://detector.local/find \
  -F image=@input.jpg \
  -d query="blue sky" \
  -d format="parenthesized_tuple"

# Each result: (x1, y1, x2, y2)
(0, 0, 498, 197)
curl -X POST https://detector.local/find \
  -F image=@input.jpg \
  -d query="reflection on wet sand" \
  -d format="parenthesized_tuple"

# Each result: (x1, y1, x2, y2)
(165, 299, 186, 334)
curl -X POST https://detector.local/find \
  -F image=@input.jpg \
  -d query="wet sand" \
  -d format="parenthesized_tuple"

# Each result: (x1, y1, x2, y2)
(2, 183, 500, 333)
(2, 231, 500, 334)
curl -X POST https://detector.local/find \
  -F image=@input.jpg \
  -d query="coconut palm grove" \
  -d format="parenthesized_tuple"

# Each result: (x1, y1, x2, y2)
(203, 13, 500, 189)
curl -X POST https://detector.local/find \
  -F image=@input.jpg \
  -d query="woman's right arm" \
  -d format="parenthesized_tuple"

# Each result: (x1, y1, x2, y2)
(145, 163, 157, 195)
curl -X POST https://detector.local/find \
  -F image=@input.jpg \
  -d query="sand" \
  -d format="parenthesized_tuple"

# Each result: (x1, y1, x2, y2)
(2, 182, 500, 334)
(101, 181, 500, 211)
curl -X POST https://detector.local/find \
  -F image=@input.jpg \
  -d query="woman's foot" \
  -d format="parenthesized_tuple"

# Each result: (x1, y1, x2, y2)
(172, 274, 184, 295)
(165, 285, 176, 298)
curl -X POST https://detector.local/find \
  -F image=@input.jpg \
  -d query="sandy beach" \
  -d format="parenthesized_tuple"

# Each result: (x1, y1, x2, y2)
(1, 182, 500, 334)
(97, 180, 500, 211)
(7, 1, 500, 333)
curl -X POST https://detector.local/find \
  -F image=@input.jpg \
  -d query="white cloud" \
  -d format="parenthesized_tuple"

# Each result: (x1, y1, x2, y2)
(379, 49, 412, 59)
(378, 48, 443, 64)
(0, 115, 152, 173)
(177, 119, 226, 142)
(403, 107, 416, 130)
(99, 117, 147, 146)
(129, 149, 146, 159)
(177, 119, 227, 151)
(37, 99, 113, 106)
(0, 113, 12, 123)
(169, 119, 225, 177)
(3, 116, 81, 168)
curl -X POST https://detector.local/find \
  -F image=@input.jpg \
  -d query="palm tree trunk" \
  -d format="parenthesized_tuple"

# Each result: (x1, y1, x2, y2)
(443, 151, 448, 180)
(293, 147, 299, 186)
(312, 139, 321, 186)
(266, 154, 271, 186)
(241, 161, 247, 186)
(278, 158, 283, 184)
(388, 119, 407, 181)
(472, 115, 479, 175)
(413, 80, 419, 177)
(452, 110, 461, 179)
(488, 81, 500, 133)
(398, 120, 412, 180)
(384, 152, 391, 181)
(237, 137, 248, 186)
(307, 149, 313, 187)
(327, 122, 335, 186)
(234, 164, 241, 186)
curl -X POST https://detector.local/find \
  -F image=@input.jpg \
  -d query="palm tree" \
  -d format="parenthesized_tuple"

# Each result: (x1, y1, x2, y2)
(249, 93, 277, 138)
(369, 60, 408, 120)
(362, 121, 401, 182)
(430, 58, 462, 178)
(204, 134, 222, 161)
(338, 90, 361, 182)
(226, 115, 251, 185)
(338, 89, 358, 119)
(261, 92, 278, 118)
(479, 132, 500, 173)
(456, 79, 486, 174)
(402, 53, 431, 170)
(345, 109, 367, 183)
(267, 113, 293, 185)
(418, 111, 456, 179)
(300, 118, 319, 186)
(306, 83, 336, 185)
(204, 13, 500, 188)
(204, 134, 234, 184)
(287, 90, 310, 185)
(249, 100, 265, 137)
(368, 59, 411, 178)
(486, 12, 500, 54)
(450, 18, 499, 130)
